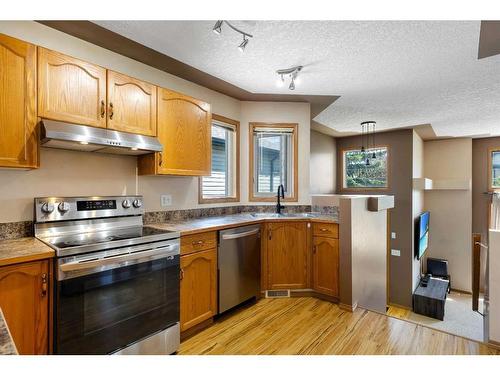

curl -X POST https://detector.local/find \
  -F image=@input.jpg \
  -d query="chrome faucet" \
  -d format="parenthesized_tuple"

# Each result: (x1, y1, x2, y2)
(276, 184, 285, 214)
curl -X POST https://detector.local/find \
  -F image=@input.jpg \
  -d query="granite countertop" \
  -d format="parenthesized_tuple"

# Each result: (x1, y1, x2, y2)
(0, 237, 54, 267)
(0, 309, 17, 355)
(150, 213, 338, 235)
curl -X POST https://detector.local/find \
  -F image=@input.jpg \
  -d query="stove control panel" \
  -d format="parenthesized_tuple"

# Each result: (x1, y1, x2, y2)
(34, 196, 145, 223)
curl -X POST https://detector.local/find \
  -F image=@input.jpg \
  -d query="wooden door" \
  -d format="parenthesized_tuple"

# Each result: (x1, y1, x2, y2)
(180, 248, 217, 332)
(139, 87, 211, 175)
(0, 34, 38, 169)
(313, 236, 339, 297)
(38, 48, 106, 128)
(0, 260, 49, 354)
(267, 222, 308, 289)
(106, 70, 157, 136)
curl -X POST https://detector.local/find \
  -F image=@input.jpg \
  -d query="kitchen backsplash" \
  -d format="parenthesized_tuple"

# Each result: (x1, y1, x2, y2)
(0, 205, 313, 240)
(312, 205, 339, 218)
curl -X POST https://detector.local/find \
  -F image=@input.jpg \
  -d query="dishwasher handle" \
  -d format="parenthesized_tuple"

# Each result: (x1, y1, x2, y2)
(221, 228, 260, 240)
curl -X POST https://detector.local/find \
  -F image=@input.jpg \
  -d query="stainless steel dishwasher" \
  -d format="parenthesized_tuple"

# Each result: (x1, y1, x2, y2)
(218, 224, 261, 313)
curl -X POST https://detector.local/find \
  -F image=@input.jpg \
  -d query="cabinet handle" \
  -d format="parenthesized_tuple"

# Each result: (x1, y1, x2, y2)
(180, 269, 184, 280)
(320, 228, 328, 232)
(100, 100, 105, 118)
(268, 228, 272, 240)
(158, 153, 163, 166)
(313, 245, 317, 254)
(41, 273, 48, 297)
(109, 102, 114, 119)
(192, 240, 204, 246)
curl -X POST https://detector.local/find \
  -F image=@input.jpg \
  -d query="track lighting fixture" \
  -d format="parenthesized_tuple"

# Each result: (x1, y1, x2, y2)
(276, 66, 303, 91)
(212, 20, 253, 52)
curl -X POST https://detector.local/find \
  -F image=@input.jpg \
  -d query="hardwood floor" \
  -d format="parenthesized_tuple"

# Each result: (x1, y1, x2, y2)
(179, 297, 498, 355)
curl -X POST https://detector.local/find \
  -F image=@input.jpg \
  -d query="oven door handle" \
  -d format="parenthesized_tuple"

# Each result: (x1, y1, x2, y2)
(59, 245, 176, 273)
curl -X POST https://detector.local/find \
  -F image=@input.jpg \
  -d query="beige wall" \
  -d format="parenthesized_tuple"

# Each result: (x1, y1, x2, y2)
(423, 138, 472, 292)
(310, 130, 336, 194)
(0, 21, 311, 222)
(412, 131, 424, 291)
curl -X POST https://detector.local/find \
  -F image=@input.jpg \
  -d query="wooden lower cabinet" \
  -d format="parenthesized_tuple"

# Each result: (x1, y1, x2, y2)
(180, 248, 217, 332)
(0, 260, 50, 354)
(266, 222, 309, 290)
(312, 236, 339, 297)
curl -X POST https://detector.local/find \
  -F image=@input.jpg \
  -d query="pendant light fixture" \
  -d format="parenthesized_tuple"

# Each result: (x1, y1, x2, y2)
(360, 121, 377, 166)
(212, 20, 253, 52)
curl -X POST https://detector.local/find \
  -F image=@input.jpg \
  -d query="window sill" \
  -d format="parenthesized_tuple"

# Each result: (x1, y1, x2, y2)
(248, 196, 298, 203)
(198, 197, 240, 204)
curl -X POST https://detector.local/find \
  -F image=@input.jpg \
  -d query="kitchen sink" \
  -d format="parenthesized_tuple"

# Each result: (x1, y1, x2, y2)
(249, 212, 320, 218)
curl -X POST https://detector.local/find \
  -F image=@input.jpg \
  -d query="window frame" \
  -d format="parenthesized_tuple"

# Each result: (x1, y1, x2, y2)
(340, 145, 391, 192)
(249, 122, 298, 202)
(488, 147, 500, 192)
(198, 114, 240, 204)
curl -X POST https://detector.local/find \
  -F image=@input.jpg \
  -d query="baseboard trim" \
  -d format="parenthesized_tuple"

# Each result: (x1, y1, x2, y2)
(488, 340, 500, 350)
(450, 288, 472, 295)
(339, 302, 357, 312)
(180, 318, 213, 341)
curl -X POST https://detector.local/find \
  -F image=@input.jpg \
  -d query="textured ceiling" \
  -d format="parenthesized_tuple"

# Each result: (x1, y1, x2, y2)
(93, 20, 500, 138)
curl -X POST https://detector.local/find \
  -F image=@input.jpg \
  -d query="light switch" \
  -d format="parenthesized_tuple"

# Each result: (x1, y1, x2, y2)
(391, 249, 401, 257)
(161, 195, 172, 207)
(391, 232, 397, 239)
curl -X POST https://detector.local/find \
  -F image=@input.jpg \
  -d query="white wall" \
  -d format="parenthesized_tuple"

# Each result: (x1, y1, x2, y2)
(412, 131, 424, 291)
(0, 21, 312, 222)
(423, 138, 473, 292)
(239, 101, 311, 205)
(488, 229, 500, 343)
(310, 130, 336, 194)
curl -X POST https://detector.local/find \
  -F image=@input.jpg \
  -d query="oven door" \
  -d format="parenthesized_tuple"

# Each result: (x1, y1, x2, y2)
(55, 240, 180, 354)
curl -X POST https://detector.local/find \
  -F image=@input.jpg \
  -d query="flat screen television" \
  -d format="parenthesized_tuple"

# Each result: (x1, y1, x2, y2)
(415, 211, 430, 259)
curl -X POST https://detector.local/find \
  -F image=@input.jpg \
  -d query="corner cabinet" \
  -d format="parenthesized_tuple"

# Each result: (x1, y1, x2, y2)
(265, 222, 309, 290)
(106, 70, 157, 136)
(0, 34, 38, 169)
(38, 47, 107, 128)
(0, 260, 50, 354)
(138, 88, 211, 176)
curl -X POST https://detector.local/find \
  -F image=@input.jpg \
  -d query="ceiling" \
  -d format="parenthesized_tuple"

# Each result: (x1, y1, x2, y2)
(93, 20, 500, 138)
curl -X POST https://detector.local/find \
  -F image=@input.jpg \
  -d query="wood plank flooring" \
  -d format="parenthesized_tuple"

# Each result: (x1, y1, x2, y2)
(179, 297, 498, 355)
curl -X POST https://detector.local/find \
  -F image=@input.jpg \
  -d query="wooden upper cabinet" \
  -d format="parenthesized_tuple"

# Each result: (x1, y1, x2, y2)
(0, 260, 50, 354)
(138, 88, 211, 176)
(38, 48, 107, 128)
(180, 248, 217, 332)
(312, 236, 339, 297)
(267, 222, 309, 290)
(106, 70, 157, 136)
(0, 34, 38, 169)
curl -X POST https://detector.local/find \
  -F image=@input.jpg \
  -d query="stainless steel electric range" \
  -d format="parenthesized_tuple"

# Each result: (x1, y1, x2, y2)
(34, 195, 180, 355)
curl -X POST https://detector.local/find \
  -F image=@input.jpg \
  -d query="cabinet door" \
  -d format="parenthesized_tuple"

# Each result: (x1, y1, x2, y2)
(180, 248, 217, 332)
(313, 236, 339, 297)
(0, 260, 49, 354)
(267, 222, 308, 290)
(0, 34, 38, 169)
(107, 70, 157, 136)
(38, 48, 106, 128)
(150, 87, 211, 176)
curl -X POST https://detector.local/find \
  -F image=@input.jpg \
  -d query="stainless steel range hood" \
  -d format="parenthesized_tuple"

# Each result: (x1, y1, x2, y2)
(40, 120, 162, 155)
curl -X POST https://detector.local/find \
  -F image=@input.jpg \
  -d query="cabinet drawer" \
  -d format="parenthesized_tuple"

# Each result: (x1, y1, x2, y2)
(312, 223, 338, 238)
(181, 231, 217, 255)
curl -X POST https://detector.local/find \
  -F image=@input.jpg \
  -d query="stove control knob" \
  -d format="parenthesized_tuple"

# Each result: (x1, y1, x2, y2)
(58, 202, 70, 213)
(122, 199, 131, 209)
(41, 202, 54, 214)
(133, 199, 142, 208)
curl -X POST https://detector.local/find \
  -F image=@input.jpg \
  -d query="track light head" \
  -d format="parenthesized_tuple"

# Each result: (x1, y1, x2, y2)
(289, 78, 295, 90)
(213, 20, 223, 34)
(238, 36, 249, 52)
(276, 66, 302, 91)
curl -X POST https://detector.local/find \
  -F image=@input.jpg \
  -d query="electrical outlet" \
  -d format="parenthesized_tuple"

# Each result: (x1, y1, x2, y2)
(391, 232, 397, 239)
(160, 195, 172, 207)
(391, 249, 401, 257)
